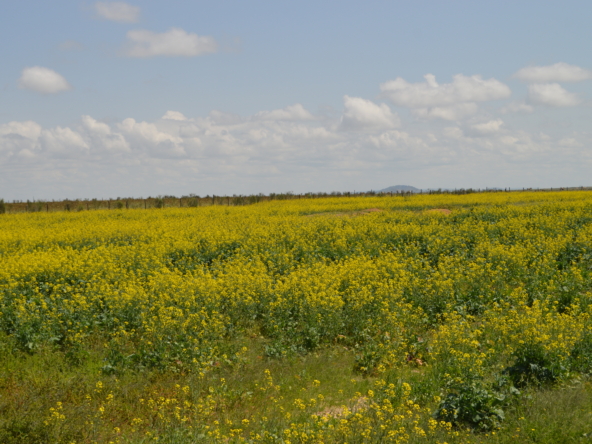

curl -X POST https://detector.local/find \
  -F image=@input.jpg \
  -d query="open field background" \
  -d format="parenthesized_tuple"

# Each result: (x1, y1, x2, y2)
(1, 191, 592, 443)
(2, 186, 592, 214)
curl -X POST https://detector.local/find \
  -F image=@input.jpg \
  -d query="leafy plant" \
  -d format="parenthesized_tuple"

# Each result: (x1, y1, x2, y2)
(570, 331, 592, 374)
(434, 378, 506, 432)
(504, 344, 566, 387)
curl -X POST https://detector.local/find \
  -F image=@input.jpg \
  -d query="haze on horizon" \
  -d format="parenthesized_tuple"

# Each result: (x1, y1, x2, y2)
(1, 1, 591, 201)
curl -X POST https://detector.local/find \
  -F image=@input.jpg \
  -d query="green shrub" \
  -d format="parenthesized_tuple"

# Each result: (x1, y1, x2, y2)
(504, 344, 567, 387)
(570, 331, 592, 374)
(434, 379, 506, 432)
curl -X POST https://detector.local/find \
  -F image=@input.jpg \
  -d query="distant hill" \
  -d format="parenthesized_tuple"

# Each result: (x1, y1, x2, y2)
(379, 185, 420, 193)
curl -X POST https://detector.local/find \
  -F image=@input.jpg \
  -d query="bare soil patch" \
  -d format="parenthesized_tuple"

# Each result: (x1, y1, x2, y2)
(316, 397, 369, 419)
(425, 208, 451, 215)
(305, 208, 384, 218)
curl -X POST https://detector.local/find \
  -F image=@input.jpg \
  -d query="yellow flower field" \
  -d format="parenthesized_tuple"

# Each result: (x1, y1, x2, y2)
(1, 191, 591, 443)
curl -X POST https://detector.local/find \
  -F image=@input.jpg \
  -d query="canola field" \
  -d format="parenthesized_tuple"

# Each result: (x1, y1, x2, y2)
(1, 191, 592, 443)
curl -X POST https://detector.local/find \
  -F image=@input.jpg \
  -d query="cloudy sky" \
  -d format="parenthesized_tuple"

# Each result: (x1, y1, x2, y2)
(1, 1, 591, 200)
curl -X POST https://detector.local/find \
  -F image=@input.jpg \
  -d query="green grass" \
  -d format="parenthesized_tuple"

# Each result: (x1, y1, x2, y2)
(0, 338, 376, 443)
(2, 335, 591, 443)
(3, 193, 592, 442)
(460, 379, 592, 444)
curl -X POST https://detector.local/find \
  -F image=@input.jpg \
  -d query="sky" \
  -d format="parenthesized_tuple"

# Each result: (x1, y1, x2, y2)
(1, 0, 592, 200)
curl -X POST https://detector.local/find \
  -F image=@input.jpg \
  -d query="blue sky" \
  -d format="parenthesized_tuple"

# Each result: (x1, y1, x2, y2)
(1, 1, 592, 200)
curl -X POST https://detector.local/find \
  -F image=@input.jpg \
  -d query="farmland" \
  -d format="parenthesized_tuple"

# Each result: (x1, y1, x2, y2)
(1, 191, 591, 443)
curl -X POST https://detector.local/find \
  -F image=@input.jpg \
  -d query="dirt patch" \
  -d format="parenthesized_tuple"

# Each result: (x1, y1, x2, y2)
(316, 397, 369, 419)
(425, 208, 451, 215)
(305, 208, 384, 218)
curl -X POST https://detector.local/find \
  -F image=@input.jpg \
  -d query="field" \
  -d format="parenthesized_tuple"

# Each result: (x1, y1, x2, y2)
(1, 191, 592, 443)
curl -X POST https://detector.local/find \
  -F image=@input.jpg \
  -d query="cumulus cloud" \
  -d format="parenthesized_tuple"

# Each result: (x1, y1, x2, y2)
(0, 121, 42, 157)
(443, 127, 464, 139)
(40, 127, 89, 157)
(18, 66, 72, 94)
(124, 28, 217, 57)
(94, 2, 140, 23)
(162, 111, 188, 121)
(514, 62, 592, 83)
(500, 101, 534, 114)
(368, 130, 425, 152)
(254, 104, 314, 121)
(380, 74, 511, 109)
(558, 137, 583, 147)
(471, 119, 504, 135)
(412, 103, 478, 121)
(208, 110, 244, 126)
(2, 96, 591, 200)
(81, 116, 130, 153)
(118, 118, 186, 157)
(279, 125, 335, 141)
(339, 96, 400, 130)
(0, 120, 42, 141)
(527, 83, 581, 107)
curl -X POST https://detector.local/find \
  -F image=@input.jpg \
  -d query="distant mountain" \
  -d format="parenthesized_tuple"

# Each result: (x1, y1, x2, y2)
(379, 185, 420, 193)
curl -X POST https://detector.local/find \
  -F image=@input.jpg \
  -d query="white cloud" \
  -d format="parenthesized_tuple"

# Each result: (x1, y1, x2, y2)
(368, 130, 425, 151)
(412, 103, 478, 121)
(369, 131, 401, 148)
(124, 28, 217, 58)
(339, 96, 400, 130)
(500, 101, 534, 114)
(118, 118, 181, 145)
(443, 127, 464, 139)
(527, 83, 581, 107)
(497, 132, 544, 155)
(254, 104, 314, 121)
(380, 74, 511, 108)
(118, 118, 186, 157)
(162, 111, 188, 121)
(94, 2, 140, 23)
(558, 137, 583, 147)
(208, 110, 243, 126)
(0, 120, 42, 141)
(514, 62, 592, 83)
(280, 125, 335, 140)
(471, 119, 504, 135)
(18, 66, 71, 94)
(2, 97, 592, 200)
(40, 127, 89, 157)
(0, 121, 42, 156)
(81, 116, 130, 153)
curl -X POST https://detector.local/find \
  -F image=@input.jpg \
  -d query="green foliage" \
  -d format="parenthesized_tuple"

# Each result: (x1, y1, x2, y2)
(505, 344, 567, 387)
(2, 192, 592, 442)
(434, 378, 507, 432)
(570, 331, 592, 374)
(0, 419, 50, 444)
